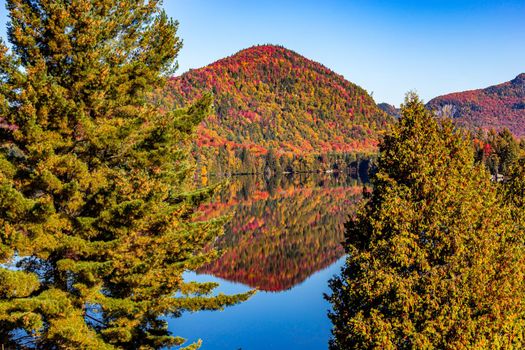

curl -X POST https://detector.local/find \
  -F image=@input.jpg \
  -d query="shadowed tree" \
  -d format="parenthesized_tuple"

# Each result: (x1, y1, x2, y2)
(492, 128, 519, 175)
(501, 158, 525, 230)
(327, 93, 525, 349)
(0, 1, 252, 349)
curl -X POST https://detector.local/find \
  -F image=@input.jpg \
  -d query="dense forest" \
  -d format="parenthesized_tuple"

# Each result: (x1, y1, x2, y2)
(162, 45, 392, 175)
(428, 73, 525, 137)
(473, 127, 523, 176)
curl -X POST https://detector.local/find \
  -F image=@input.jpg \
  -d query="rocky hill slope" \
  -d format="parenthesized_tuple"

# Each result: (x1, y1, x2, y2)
(427, 73, 525, 137)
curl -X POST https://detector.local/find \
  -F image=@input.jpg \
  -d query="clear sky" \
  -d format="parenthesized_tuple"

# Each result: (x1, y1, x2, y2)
(1, 1, 524, 105)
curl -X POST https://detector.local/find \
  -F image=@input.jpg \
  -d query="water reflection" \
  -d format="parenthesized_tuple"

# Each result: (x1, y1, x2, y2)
(173, 257, 346, 350)
(196, 173, 364, 291)
(171, 173, 366, 349)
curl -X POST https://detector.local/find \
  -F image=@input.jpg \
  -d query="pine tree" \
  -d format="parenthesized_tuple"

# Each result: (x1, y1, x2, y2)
(494, 128, 520, 175)
(264, 147, 281, 176)
(327, 93, 525, 349)
(501, 158, 525, 229)
(0, 1, 252, 349)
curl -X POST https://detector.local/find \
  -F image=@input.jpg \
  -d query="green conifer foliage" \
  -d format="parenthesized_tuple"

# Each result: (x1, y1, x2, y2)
(491, 128, 520, 175)
(327, 93, 525, 349)
(0, 1, 252, 348)
(502, 158, 525, 229)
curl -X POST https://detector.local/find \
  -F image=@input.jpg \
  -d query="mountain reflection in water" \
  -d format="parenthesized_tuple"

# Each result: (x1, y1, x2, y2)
(196, 173, 365, 291)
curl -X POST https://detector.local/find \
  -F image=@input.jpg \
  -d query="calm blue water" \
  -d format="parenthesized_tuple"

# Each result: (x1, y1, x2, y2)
(171, 257, 345, 349)
(168, 174, 363, 349)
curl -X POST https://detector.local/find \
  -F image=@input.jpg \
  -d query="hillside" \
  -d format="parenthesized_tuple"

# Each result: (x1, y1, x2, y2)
(163, 45, 391, 175)
(427, 73, 525, 137)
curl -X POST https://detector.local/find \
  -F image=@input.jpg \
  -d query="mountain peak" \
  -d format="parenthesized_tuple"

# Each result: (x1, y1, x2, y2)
(206, 44, 333, 76)
(511, 73, 525, 85)
(236, 44, 293, 55)
(165, 46, 391, 174)
(223, 44, 300, 59)
(210, 45, 291, 64)
(378, 103, 401, 119)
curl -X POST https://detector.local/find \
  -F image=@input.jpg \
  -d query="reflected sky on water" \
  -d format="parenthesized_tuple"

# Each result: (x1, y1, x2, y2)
(169, 172, 367, 349)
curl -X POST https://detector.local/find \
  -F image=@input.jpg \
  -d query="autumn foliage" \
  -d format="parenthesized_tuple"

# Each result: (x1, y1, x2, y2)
(163, 45, 392, 175)
(195, 174, 364, 291)
(428, 73, 525, 137)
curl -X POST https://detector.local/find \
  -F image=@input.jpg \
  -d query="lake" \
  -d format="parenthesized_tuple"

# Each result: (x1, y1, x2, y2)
(169, 172, 367, 349)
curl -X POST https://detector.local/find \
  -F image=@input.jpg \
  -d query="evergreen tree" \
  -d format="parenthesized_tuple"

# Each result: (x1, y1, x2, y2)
(0, 1, 251, 349)
(501, 158, 525, 228)
(327, 93, 525, 349)
(473, 128, 519, 177)
(264, 147, 281, 175)
(495, 128, 519, 175)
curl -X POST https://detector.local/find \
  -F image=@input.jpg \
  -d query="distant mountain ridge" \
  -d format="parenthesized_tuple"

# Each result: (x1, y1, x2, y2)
(427, 73, 525, 137)
(164, 45, 391, 175)
(378, 103, 400, 119)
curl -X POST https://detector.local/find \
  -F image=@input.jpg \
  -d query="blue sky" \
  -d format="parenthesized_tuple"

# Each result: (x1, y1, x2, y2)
(1, 1, 524, 105)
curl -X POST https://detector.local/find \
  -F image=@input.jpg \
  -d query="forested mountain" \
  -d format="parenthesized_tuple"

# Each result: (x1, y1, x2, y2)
(427, 73, 525, 137)
(378, 103, 401, 118)
(162, 45, 392, 175)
